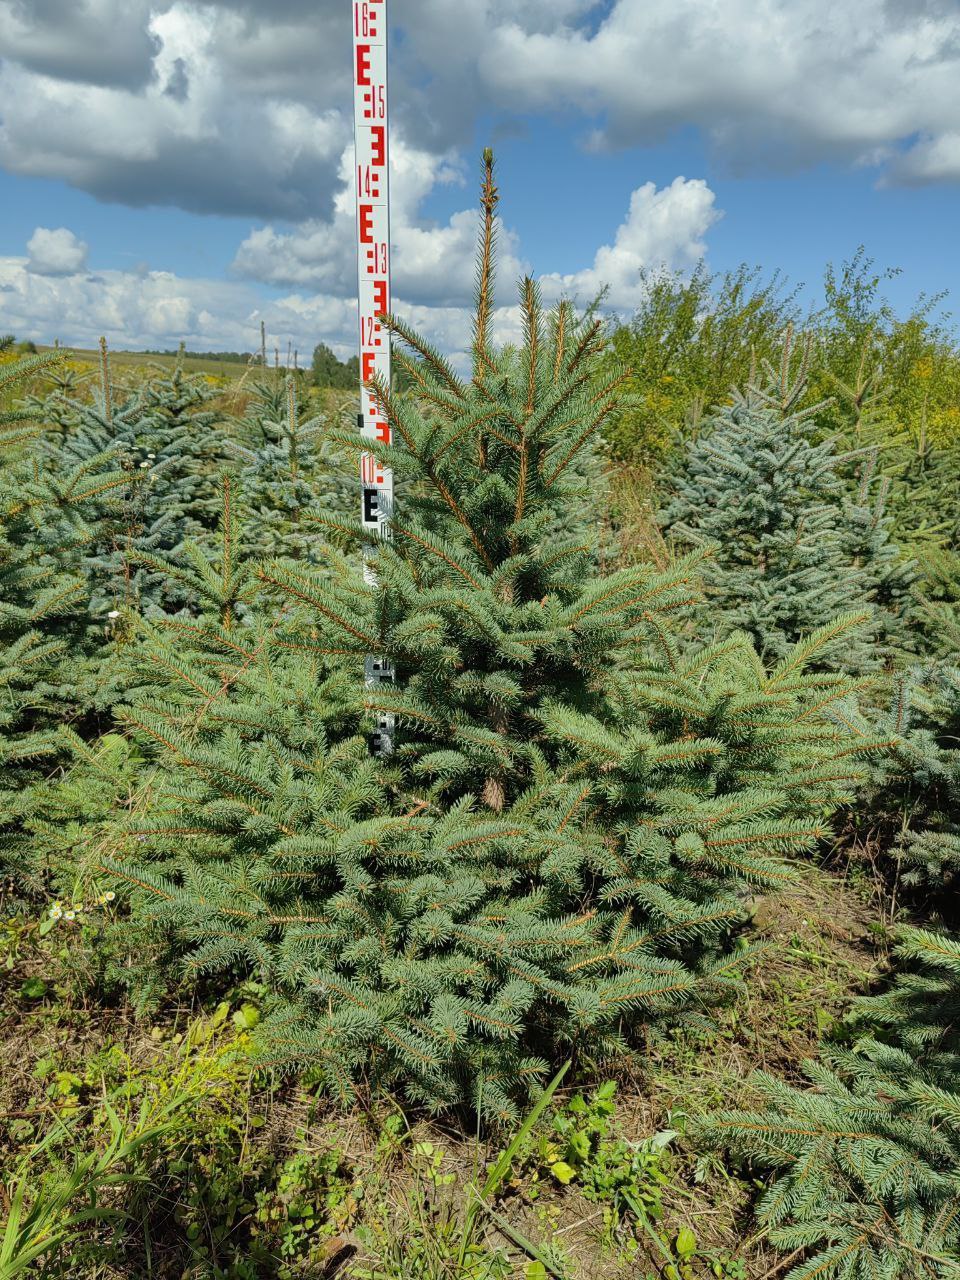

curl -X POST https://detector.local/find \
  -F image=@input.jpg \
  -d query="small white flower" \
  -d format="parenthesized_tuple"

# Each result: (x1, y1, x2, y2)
(50, 903, 63, 919)
(139, 461, 149, 469)
(107, 610, 120, 619)
(147, 452, 156, 459)
(64, 910, 77, 921)
(104, 891, 116, 902)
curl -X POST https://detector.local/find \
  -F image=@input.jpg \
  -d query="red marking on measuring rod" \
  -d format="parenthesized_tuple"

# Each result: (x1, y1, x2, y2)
(353, 0, 394, 756)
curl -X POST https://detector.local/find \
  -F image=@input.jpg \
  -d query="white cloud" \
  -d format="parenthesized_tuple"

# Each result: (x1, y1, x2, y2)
(0, 0, 954, 373)
(26, 227, 89, 276)
(1, 0, 958, 226)
(889, 131, 960, 184)
(539, 178, 720, 309)
(232, 139, 528, 308)
(0, 3, 347, 217)
(0, 0, 159, 89)
(1, 171, 721, 363)
(233, 158, 710, 322)
(1, 256, 263, 351)
(479, 0, 960, 178)
(0, 254, 501, 368)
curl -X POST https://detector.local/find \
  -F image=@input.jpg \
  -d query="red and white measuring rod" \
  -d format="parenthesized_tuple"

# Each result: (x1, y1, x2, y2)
(353, 0, 395, 755)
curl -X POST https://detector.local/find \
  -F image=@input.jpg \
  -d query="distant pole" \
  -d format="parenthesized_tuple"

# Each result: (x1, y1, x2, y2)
(353, 0, 395, 756)
(98, 336, 112, 425)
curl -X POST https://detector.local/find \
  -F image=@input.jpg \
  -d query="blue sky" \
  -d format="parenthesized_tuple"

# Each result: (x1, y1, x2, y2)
(454, 117, 960, 322)
(1, 0, 959, 358)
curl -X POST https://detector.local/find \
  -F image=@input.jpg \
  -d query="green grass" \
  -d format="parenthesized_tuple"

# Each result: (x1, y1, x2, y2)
(0, 859, 885, 1279)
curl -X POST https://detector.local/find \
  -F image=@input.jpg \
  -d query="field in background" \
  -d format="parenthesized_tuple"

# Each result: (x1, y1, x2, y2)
(37, 345, 261, 382)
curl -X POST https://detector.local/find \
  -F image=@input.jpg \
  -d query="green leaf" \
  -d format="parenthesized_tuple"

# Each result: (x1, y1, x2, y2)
(568, 1131, 591, 1161)
(210, 1000, 230, 1027)
(675, 1227, 697, 1258)
(550, 1161, 576, 1185)
(232, 1003, 261, 1030)
(20, 977, 48, 1000)
(526, 1264, 548, 1280)
(650, 1128, 678, 1151)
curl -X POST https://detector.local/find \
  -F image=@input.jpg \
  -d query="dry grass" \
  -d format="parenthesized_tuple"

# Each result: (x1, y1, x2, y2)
(0, 858, 885, 1278)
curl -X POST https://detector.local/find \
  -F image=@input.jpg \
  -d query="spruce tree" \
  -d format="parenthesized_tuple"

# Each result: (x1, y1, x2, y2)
(0, 350, 137, 873)
(913, 547, 960, 658)
(132, 343, 229, 535)
(703, 924, 960, 1279)
(880, 664, 960, 890)
(40, 340, 226, 621)
(225, 374, 354, 562)
(106, 156, 888, 1119)
(704, 658, 960, 1278)
(836, 661, 960, 895)
(660, 332, 915, 672)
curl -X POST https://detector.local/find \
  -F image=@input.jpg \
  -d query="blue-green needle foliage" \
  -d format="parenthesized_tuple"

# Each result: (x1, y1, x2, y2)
(225, 373, 355, 562)
(106, 156, 887, 1120)
(832, 656, 960, 897)
(703, 923, 960, 1279)
(661, 331, 915, 673)
(855, 661, 960, 893)
(40, 341, 228, 621)
(0, 349, 133, 826)
(704, 658, 960, 1279)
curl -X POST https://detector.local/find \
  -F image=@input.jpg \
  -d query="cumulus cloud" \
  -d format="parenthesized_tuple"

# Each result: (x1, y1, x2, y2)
(0, 3, 347, 218)
(232, 139, 528, 308)
(0, 251, 520, 369)
(10, 0, 951, 357)
(0, 168, 720, 364)
(0, 0, 733, 359)
(0, 0, 954, 391)
(540, 178, 720, 309)
(0, 0, 159, 89)
(1, 0, 958, 226)
(0, 252, 346, 356)
(233, 149, 710, 319)
(889, 131, 960, 184)
(26, 227, 89, 276)
(480, 0, 960, 178)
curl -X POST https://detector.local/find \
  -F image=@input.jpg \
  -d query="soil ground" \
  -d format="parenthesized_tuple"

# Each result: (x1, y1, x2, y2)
(0, 855, 886, 1278)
